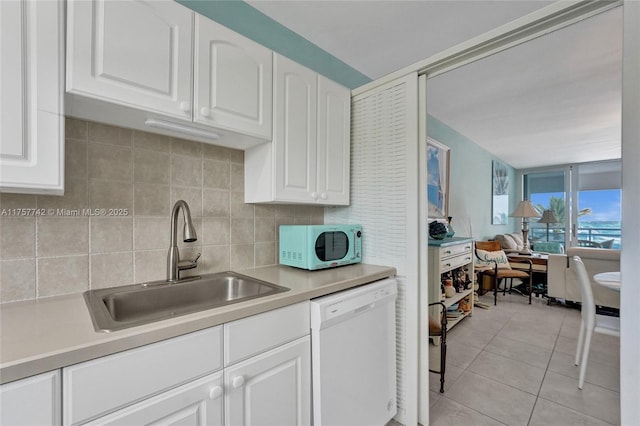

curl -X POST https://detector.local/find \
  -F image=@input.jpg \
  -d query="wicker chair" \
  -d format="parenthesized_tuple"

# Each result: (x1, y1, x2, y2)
(475, 241, 533, 305)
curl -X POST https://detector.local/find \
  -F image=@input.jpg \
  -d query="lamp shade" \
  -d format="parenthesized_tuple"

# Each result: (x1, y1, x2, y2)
(509, 200, 541, 218)
(538, 209, 559, 224)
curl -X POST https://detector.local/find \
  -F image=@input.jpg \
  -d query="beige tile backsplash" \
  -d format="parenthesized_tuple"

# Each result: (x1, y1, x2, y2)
(0, 118, 324, 303)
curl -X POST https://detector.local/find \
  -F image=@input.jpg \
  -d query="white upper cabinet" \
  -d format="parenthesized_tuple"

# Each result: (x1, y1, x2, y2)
(195, 17, 272, 140)
(317, 75, 351, 205)
(66, 0, 273, 148)
(245, 54, 350, 205)
(0, 0, 64, 195)
(66, 0, 194, 119)
(274, 54, 318, 203)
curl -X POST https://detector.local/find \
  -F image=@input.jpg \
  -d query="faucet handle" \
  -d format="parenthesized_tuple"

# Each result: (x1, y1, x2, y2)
(177, 253, 201, 270)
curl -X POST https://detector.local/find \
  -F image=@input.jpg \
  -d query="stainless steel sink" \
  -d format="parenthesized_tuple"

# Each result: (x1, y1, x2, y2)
(83, 272, 289, 332)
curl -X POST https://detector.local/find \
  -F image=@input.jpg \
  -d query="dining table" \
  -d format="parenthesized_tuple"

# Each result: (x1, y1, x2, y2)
(593, 271, 621, 292)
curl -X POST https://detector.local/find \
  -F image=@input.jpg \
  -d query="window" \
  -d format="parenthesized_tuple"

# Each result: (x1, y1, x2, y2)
(575, 162, 621, 249)
(525, 169, 568, 247)
(523, 161, 621, 249)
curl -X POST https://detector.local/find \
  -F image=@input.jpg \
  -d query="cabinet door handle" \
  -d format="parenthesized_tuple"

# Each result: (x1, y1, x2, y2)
(320, 192, 328, 200)
(209, 385, 223, 400)
(179, 101, 191, 112)
(200, 107, 211, 117)
(311, 192, 319, 200)
(232, 375, 245, 388)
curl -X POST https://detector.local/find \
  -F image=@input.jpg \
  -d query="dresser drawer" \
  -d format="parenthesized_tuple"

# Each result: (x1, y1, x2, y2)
(63, 326, 222, 425)
(439, 242, 473, 260)
(440, 252, 474, 272)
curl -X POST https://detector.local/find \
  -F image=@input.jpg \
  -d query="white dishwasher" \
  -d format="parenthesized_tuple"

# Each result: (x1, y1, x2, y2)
(310, 278, 397, 426)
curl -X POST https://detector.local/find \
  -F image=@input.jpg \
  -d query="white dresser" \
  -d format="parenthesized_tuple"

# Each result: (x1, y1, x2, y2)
(427, 237, 475, 336)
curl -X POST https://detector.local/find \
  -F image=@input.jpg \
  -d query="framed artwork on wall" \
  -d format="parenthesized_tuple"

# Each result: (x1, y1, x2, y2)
(427, 138, 450, 220)
(492, 160, 509, 225)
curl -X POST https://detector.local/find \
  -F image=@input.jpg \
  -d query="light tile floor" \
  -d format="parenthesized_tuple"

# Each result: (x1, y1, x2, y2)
(429, 291, 620, 425)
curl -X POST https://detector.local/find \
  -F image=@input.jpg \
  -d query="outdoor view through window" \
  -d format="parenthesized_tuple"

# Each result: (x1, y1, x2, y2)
(530, 189, 621, 249)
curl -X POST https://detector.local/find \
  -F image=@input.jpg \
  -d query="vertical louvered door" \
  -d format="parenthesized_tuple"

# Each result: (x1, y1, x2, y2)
(325, 73, 419, 426)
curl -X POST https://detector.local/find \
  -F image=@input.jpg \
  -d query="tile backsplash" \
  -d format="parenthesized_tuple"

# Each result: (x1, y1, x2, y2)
(0, 118, 324, 303)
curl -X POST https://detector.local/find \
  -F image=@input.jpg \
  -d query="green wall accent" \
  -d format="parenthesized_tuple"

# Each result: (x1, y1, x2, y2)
(427, 115, 517, 240)
(179, 1, 515, 240)
(178, 0, 372, 89)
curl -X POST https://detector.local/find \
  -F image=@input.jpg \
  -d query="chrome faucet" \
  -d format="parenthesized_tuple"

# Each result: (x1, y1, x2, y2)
(167, 200, 200, 282)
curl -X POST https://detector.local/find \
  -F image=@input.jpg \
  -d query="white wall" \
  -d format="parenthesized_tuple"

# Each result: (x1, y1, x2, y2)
(427, 115, 517, 240)
(620, 1, 640, 423)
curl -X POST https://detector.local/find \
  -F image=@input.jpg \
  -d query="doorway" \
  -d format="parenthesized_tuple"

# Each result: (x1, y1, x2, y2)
(420, 3, 626, 424)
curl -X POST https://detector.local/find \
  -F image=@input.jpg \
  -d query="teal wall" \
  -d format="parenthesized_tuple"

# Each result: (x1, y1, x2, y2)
(178, 0, 371, 89)
(181, 0, 516, 240)
(428, 115, 517, 240)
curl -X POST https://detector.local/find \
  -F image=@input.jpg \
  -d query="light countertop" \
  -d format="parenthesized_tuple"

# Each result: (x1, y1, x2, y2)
(0, 263, 395, 384)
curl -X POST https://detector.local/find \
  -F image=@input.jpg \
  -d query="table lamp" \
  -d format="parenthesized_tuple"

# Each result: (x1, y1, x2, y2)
(510, 200, 541, 254)
(538, 209, 560, 241)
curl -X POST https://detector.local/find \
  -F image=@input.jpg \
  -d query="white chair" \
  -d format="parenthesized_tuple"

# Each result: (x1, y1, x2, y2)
(571, 256, 620, 389)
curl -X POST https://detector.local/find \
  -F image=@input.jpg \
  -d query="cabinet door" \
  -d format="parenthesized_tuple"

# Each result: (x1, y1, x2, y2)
(86, 372, 223, 426)
(0, 0, 64, 195)
(195, 17, 272, 140)
(63, 326, 222, 425)
(225, 336, 311, 426)
(317, 76, 351, 205)
(0, 370, 61, 426)
(273, 54, 318, 203)
(66, 0, 193, 120)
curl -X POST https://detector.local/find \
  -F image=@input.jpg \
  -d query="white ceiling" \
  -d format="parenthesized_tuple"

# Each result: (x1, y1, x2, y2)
(247, 0, 622, 169)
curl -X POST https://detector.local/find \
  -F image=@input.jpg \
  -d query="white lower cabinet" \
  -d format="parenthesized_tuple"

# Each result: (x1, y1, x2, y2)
(0, 370, 61, 426)
(86, 372, 223, 426)
(225, 336, 311, 426)
(63, 326, 223, 425)
(60, 302, 310, 426)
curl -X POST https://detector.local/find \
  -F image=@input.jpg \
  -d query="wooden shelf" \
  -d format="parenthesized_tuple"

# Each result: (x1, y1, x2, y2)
(445, 309, 472, 329)
(441, 288, 473, 308)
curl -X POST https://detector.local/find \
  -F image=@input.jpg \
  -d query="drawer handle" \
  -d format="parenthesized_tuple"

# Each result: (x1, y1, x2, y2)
(209, 386, 223, 400)
(444, 250, 452, 254)
(444, 263, 451, 267)
(232, 375, 245, 389)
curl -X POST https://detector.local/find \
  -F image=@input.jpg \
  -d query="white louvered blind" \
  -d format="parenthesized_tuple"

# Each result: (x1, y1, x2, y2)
(325, 77, 414, 425)
(394, 275, 407, 423)
(326, 80, 408, 272)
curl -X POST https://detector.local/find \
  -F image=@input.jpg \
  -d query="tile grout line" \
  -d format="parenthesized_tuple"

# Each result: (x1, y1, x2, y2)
(526, 309, 566, 425)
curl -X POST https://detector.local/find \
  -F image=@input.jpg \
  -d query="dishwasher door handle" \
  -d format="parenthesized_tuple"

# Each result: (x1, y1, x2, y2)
(354, 303, 375, 315)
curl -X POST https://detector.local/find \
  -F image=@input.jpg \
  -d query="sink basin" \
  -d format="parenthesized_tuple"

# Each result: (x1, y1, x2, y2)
(83, 272, 289, 332)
